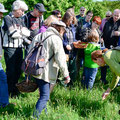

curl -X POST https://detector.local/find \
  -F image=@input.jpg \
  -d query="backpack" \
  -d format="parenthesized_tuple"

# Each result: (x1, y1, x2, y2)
(21, 34, 54, 76)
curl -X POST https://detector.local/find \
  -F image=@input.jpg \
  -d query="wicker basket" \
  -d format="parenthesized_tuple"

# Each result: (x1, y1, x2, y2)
(73, 41, 88, 49)
(16, 79, 38, 93)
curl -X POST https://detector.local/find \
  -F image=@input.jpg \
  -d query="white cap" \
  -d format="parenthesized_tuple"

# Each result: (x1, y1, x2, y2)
(0, 3, 8, 13)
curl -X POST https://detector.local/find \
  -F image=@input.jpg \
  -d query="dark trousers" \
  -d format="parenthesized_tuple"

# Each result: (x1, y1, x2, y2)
(68, 57, 77, 86)
(4, 47, 23, 95)
(76, 49, 84, 73)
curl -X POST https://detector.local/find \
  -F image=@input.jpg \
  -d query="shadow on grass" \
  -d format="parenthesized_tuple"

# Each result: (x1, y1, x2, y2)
(0, 102, 35, 118)
(50, 89, 103, 118)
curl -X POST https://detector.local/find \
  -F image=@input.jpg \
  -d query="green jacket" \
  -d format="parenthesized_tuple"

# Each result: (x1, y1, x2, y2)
(84, 42, 100, 68)
(103, 50, 120, 90)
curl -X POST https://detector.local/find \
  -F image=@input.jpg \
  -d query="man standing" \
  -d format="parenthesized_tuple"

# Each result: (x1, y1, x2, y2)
(101, 9, 120, 85)
(0, 3, 9, 107)
(100, 11, 112, 32)
(23, 3, 46, 55)
(102, 9, 120, 49)
(76, 6, 86, 21)
(76, 11, 93, 74)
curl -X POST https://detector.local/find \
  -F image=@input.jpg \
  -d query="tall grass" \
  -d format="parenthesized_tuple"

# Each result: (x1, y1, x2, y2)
(0, 56, 120, 120)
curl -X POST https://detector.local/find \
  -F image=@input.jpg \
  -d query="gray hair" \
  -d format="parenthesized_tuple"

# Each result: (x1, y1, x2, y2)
(106, 11, 112, 16)
(12, 0, 28, 11)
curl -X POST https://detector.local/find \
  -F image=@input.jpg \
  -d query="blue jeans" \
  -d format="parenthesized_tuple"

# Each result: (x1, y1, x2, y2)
(33, 78, 50, 118)
(83, 67, 98, 89)
(0, 62, 9, 107)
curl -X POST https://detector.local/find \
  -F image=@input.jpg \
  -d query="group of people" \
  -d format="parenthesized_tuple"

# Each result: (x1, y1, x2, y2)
(0, 0, 120, 119)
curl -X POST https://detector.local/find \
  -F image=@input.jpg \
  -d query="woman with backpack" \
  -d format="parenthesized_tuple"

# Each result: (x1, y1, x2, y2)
(30, 21, 70, 119)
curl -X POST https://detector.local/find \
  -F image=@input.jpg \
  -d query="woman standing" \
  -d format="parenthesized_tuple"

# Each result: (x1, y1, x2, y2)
(2, 0, 29, 97)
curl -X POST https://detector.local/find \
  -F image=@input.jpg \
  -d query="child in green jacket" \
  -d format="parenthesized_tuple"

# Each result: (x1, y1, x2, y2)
(82, 30, 100, 89)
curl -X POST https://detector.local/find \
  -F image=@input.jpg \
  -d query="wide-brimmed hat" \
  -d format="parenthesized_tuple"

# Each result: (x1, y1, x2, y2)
(34, 3, 46, 12)
(0, 3, 8, 13)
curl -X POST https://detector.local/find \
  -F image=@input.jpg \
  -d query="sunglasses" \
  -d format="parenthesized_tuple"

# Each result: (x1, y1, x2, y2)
(80, 10, 85, 11)
(106, 16, 110, 17)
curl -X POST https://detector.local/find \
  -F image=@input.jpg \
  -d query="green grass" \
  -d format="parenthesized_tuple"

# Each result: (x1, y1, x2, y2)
(0, 56, 120, 120)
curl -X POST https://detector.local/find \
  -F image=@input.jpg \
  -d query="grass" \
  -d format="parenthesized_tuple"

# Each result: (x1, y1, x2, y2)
(0, 56, 120, 120)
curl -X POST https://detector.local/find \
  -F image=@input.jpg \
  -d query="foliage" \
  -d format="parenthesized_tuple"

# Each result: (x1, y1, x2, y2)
(0, 0, 120, 19)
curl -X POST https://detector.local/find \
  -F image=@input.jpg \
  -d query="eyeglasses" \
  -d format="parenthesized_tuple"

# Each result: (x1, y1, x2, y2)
(87, 15, 93, 17)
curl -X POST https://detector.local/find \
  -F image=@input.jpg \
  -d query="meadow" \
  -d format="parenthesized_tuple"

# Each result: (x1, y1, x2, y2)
(0, 56, 120, 120)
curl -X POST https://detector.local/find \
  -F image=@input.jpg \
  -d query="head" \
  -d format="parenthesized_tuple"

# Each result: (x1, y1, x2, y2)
(113, 9, 120, 23)
(0, 3, 7, 19)
(66, 6, 77, 25)
(12, 0, 28, 17)
(62, 12, 73, 26)
(92, 16, 102, 29)
(91, 49, 108, 66)
(33, 3, 46, 17)
(44, 15, 58, 27)
(105, 11, 112, 20)
(87, 30, 99, 43)
(80, 6, 86, 17)
(51, 21, 66, 36)
(52, 10, 61, 20)
(85, 11, 93, 22)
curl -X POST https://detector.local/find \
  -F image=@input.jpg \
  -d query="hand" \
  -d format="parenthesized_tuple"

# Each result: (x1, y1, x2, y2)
(100, 38, 104, 43)
(0, 55, 2, 58)
(102, 88, 111, 100)
(66, 45, 72, 51)
(114, 31, 120, 36)
(64, 76, 70, 84)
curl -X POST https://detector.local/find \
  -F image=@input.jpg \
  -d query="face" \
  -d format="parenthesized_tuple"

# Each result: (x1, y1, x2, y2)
(80, 7, 86, 16)
(34, 9, 43, 17)
(57, 13, 62, 21)
(86, 13, 93, 22)
(92, 21, 99, 29)
(113, 11, 120, 22)
(106, 14, 111, 20)
(66, 16, 73, 26)
(13, 9, 24, 18)
(0, 12, 3, 19)
(93, 58, 105, 67)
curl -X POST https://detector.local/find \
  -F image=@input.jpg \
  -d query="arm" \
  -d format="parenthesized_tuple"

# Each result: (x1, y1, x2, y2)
(102, 73, 119, 100)
(52, 36, 70, 83)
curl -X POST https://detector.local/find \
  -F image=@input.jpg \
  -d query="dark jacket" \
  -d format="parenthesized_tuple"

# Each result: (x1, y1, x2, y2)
(63, 25, 77, 58)
(102, 17, 120, 48)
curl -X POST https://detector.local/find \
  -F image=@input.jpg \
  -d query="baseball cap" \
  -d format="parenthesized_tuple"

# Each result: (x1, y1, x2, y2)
(0, 3, 8, 13)
(34, 3, 46, 12)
